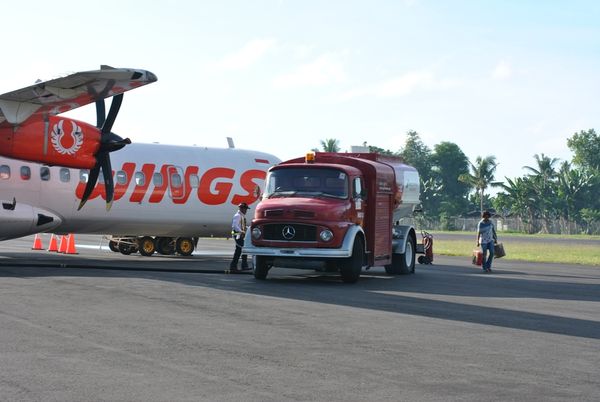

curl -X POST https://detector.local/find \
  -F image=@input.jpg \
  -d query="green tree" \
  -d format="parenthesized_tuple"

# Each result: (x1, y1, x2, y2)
(522, 153, 560, 233)
(431, 142, 470, 216)
(399, 130, 433, 182)
(556, 162, 593, 234)
(495, 176, 537, 233)
(567, 129, 600, 172)
(459, 155, 498, 214)
(320, 138, 340, 153)
(399, 130, 434, 214)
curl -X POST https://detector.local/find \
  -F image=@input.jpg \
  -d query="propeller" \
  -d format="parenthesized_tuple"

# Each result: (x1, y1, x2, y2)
(77, 93, 131, 211)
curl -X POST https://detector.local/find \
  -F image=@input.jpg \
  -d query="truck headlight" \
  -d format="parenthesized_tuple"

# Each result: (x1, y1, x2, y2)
(251, 227, 262, 240)
(319, 229, 333, 242)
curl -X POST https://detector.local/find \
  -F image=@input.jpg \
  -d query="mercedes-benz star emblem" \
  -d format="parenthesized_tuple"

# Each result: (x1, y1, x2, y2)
(282, 225, 296, 240)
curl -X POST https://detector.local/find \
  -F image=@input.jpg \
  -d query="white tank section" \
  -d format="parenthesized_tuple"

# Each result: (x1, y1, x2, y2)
(389, 163, 420, 222)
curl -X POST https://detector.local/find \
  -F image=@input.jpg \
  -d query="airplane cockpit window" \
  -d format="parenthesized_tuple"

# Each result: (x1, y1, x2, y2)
(20, 166, 31, 180)
(153, 172, 163, 187)
(190, 174, 199, 188)
(0, 165, 10, 180)
(134, 172, 145, 186)
(116, 171, 127, 185)
(170, 173, 183, 188)
(40, 167, 50, 181)
(79, 169, 89, 183)
(60, 168, 70, 183)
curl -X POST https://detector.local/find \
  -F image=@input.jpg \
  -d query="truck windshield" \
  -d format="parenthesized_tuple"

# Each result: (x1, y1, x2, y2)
(265, 168, 349, 199)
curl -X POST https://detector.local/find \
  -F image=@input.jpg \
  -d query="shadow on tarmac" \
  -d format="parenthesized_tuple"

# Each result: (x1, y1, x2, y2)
(2, 252, 600, 341)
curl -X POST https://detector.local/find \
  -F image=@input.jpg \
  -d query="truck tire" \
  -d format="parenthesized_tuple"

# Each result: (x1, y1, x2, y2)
(340, 238, 364, 283)
(385, 236, 416, 275)
(254, 256, 270, 280)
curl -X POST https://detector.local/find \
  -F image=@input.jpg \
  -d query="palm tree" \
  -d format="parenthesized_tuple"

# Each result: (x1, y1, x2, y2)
(523, 153, 560, 233)
(320, 138, 340, 153)
(497, 177, 537, 233)
(459, 155, 498, 214)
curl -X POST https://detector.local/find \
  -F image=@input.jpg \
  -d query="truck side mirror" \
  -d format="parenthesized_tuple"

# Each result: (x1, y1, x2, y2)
(354, 189, 367, 200)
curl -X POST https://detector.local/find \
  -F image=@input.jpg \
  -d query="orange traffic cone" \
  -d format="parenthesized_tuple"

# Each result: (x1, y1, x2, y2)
(32, 234, 44, 250)
(64, 234, 78, 255)
(58, 235, 68, 253)
(47, 234, 58, 252)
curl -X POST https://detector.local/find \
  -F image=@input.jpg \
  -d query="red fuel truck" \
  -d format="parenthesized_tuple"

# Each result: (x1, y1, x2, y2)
(243, 152, 429, 283)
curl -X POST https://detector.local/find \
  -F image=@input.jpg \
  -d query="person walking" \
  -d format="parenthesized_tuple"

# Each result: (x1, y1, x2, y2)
(229, 202, 250, 272)
(476, 210, 497, 273)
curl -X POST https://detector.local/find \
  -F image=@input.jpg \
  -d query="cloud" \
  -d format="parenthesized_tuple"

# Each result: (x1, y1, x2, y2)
(273, 54, 347, 89)
(492, 61, 512, 80)
(210, 39, 276, 71)
(332, 71, 459, 101)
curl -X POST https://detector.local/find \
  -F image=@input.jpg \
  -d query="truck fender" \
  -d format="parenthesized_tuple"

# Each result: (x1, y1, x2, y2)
(341, 224, 366, 254)
(391, 225, 417, 255)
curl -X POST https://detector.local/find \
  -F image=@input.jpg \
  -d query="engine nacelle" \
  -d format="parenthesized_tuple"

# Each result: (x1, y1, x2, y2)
(0, 116, 101, 168)
(0, 199, 62, 241)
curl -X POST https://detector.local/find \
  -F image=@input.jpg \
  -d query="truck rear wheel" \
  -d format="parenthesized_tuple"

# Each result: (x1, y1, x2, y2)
(340, 238, 364, 283)
(254, 256, 270, 280)
(385, 236, 416, 275)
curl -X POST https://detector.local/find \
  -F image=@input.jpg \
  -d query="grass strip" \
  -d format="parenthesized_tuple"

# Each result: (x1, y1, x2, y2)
(434, 239, 600, 266)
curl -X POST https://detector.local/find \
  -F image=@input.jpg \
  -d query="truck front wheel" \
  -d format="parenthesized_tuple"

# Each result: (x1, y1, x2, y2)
(254, 256, 271, 280)
(340, 238, 364, 283)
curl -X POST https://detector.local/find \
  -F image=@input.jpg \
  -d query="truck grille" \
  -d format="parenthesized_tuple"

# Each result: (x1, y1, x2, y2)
(263, 224, 317, 242)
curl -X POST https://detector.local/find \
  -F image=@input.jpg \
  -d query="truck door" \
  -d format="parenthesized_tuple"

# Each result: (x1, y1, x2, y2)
(352, 177, 365, 226)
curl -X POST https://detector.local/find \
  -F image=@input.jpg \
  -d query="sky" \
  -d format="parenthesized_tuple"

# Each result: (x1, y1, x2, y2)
(1, 0, 599, 184)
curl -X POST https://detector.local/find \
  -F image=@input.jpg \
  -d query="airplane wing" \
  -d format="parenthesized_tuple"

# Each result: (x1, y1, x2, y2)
(0, 66, 157, 127)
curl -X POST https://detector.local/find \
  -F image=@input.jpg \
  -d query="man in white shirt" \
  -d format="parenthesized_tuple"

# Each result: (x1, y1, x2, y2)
(229, 202, 250, 272)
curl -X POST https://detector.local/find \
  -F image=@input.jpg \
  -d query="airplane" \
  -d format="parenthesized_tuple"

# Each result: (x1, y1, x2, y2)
(0, 141, 280, 256)
(0, 65, 157, 211)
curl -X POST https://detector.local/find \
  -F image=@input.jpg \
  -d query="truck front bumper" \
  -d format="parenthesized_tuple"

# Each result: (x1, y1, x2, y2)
(242, 229, 357, 259)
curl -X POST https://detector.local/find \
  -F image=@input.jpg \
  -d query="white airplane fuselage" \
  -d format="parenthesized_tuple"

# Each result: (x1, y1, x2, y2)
(0, 143, 280, 241)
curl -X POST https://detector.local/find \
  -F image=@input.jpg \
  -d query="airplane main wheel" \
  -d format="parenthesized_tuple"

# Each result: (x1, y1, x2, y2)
(118, 242, 135, 255)
(108, 240, 119, 253)
(176, 237, 195, 256)
(138, 236, 156, 257)
(156, 237, 175, 255)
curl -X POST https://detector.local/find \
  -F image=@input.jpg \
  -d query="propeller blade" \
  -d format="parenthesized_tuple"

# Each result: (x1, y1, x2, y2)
(100, 153, 115, 211)
(78, 165, 101, 211)
(96, 99, 106, 128)
(101, 93, 123, 135)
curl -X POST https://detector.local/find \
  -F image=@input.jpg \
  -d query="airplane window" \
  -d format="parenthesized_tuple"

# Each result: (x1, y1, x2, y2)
(170, 173, 182, 188)
(135, 172, 145, 186)
(21, 166, 31, 180)
(0, 165, 10, 180)
(79, 169, 89, 183)
(60, 168, 70, 183)
(153, 172, 163, 187)
(40, 167, 50, 181)
(190, 174, 199, 188)
(116, 171, 127, 185)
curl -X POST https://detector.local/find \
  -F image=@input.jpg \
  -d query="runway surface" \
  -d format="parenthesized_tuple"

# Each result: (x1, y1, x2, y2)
(1, 235, 599, 401)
